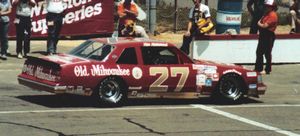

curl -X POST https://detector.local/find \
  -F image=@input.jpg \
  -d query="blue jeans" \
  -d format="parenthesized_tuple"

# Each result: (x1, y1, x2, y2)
(46, 12, 63, 54)
(0, 22, 9, 55)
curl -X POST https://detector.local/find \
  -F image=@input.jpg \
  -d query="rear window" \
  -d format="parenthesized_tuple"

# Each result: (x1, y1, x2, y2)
(69, 41, 114, 61)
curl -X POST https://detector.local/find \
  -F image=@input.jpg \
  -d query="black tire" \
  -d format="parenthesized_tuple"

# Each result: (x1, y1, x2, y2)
(217, 74, 244, 102)
(95, 77, 127, 106)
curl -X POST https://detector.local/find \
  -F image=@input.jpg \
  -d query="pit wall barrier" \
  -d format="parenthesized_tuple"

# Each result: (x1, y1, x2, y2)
(191, 34, 300, 64)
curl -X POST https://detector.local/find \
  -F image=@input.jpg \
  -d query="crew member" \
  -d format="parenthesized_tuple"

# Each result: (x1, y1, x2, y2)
(117, 0, 138, 37)
(254, 0, 278, 75)
(0, 0, 12, 60)
(180, 0, 213, 55)
(247, 0, 265, 34)
(45, 0, 67, 55)
(290, 0, 300, 33)
(13, 0, 36, 59)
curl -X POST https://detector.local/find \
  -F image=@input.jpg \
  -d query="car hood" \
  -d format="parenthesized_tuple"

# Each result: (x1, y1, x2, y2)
(193, 59, 244, 70)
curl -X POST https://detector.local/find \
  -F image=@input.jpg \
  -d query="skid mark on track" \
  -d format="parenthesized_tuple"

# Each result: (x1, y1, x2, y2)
(0, 121, 66, 136)
(124, 118, 165, 135)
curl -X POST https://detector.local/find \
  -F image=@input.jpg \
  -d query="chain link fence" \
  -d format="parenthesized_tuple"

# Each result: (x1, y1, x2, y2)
(116, 0, 291, 33)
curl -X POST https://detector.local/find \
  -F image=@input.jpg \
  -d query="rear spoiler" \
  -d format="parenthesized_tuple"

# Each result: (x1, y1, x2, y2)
(25, 56, 61, 70)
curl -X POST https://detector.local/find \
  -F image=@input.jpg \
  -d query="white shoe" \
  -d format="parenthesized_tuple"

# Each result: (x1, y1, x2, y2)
(1, 54, 7, 60)
(17, 53, 23, 59)
(260, 71, 266, 75)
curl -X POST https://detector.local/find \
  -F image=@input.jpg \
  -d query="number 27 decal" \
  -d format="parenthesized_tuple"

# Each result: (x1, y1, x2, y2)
(149, 67, 189, 92)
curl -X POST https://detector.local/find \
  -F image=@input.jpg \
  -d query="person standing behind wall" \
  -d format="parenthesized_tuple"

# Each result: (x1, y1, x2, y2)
(13, 0, 36, 59)
(254, 0, 278, 75)
(0, 0, 12, 60)
(117, 0, 138, 37)
(45, 0, 67, 55)
(180, 0, 213, 55)
(247, 0, 265, 34)
(290, 0, 300, 33)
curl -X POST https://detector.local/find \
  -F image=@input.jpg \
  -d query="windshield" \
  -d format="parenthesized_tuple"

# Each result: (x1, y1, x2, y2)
(68, 40, 114, 61)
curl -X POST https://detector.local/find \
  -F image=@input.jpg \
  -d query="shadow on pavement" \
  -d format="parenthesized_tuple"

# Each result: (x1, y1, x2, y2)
(16, 94, 263, 108)
(17, 94, 98, 108)
(31, 51, 48, 56)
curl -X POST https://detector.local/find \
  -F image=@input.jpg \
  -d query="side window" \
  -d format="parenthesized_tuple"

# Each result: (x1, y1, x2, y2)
(87, 45, 113, 61)
(117, 47, 138, 64)
(78, 42, 104, 58)
(141, 47, 179, 65)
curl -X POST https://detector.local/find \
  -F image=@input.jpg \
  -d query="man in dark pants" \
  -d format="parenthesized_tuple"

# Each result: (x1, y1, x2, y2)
(247, 0, 265, 34)
(255, 0, 278, 75)
(45, 0, 67, 55)
(180, 0, 212, 55)
(13, 0, 36, 59)
(290, 0, 300, 33)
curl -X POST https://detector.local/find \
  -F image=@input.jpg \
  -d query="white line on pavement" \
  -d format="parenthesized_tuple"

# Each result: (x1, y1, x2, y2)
(1, 104, 300, 115)
(191, 104, 300, 136)
(213, 104, 300, 108)
(0, 106, 194, 114)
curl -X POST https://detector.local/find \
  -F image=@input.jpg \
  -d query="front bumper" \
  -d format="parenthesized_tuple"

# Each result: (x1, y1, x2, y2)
(247, 83, 267, 97)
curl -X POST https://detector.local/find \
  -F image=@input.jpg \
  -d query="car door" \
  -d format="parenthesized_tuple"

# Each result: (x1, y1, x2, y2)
(140, 46, 197, 93)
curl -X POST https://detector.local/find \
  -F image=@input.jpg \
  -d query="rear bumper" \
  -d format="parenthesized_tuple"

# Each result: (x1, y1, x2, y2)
(18, 76, 66, 94)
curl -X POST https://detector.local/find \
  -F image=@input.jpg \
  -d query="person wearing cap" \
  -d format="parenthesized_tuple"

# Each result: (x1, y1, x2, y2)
(180, 0, 213, 55)
(0, 0, 12, 60)
(117, 0, 138, 37)
(247, 0, 265, 34)
(254, 0, 278, 75)
(290, 0, 300, 33)
(12, 0, 36, 59)
(45, 0, 68, 55)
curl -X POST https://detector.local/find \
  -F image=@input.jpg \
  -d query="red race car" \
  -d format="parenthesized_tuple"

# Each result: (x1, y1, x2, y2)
(18, 38, 266, 105)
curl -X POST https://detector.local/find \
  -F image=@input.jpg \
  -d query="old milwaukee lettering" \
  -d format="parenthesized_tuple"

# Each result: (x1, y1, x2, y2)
(22, 64, 59, 82)
(74, 65, 130, 77)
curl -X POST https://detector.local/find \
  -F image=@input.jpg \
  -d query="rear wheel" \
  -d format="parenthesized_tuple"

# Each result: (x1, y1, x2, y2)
(95, 77, 127, 106)
(217, 74, 244, 102)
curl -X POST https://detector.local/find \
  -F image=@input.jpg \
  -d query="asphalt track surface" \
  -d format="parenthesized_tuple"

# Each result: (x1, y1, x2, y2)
(0, 41, 299, 136)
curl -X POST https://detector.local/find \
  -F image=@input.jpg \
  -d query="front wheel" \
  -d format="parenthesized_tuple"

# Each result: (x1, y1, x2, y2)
(216, 74, 244, 102)
(95, 77, 127, 106)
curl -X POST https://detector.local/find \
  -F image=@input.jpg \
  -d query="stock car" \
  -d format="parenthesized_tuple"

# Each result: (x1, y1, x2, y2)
(18, 38, 266, 105)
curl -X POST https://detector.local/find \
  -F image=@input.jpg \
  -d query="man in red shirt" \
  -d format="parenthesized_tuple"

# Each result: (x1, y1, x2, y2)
(254, 0, 278, 75)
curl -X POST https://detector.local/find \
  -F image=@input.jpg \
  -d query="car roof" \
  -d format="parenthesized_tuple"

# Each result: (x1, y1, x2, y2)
(91, 37, 175, 48)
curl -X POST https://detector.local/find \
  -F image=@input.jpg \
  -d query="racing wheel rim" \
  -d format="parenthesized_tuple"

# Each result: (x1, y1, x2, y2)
(99, 79, 122, 104)
(219, 75, 243, 100)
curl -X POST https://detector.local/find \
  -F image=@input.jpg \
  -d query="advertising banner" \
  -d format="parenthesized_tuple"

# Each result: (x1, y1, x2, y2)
(8, 0, 114, 39)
